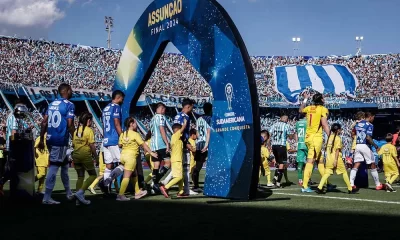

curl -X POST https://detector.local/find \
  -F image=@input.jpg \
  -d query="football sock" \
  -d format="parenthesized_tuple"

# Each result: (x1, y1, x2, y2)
(266, 171, 271, 185)
(119, 177, 130, 195)
(302, 163, 313, 189)
(81, 175, 96, 191)
(389, 174, 399, 184)
(370, 168, 381, 186)
(89, 176, 102, 189)
(342, 172, 352, 191)
(317, 163, 327, 185)
(277, 169, 284, 183)
(350, 168, 358, 186)
(61, 164, 71, 195)
(163, 171, 173, 185)
(284, 168, 289, 182)
(132, 176, 140, 194)
(104, 168, 112, 185)
(297, 162, 304, 181)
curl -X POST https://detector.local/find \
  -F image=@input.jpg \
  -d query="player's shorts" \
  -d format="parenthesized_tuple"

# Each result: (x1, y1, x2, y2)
(195, 150, 208, 163)
(325, 158, 346, 175)
(120, 151, 138, 171)
(296, 149, 308, 163)
(354, 144, 374, 164)
(74, 161, 95, 171)
(384, 163, 399, 179)
(305, 135, 323, 160)
(151, 148, 168, 162)
(103, 145, 121, 164)
(48, 145, 68, 165)
(171, 159, 183, 178)
(272, 145, 287, 164)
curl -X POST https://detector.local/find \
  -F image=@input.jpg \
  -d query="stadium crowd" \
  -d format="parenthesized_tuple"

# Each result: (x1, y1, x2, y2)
(1, 36, 400, 104)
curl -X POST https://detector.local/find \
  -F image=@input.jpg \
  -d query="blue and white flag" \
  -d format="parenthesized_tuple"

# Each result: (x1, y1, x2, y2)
(273, 64, 358, 104)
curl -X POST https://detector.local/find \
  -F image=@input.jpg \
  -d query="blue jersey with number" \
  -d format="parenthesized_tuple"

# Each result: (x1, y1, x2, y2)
(355, 120, 373, 145)
(102, 103, 122, 147)
(46, 98, 75, 146)
(174, 112, 190, 141)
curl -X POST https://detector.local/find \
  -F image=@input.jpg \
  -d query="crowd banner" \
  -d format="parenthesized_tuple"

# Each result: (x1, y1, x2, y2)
(273, 64, 359, 104)
(142, 93, 210, 108)
(26, 86, 113, 102)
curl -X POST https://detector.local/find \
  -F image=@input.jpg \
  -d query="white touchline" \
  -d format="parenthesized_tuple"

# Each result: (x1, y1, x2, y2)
(273, 192, 400, 205)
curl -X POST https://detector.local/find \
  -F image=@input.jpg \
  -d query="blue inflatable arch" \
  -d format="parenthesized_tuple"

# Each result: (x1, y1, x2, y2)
(113, 0, 260, 199)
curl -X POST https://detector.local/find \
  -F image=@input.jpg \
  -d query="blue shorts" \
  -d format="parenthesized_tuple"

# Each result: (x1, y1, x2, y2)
(48, 145, 68, 164)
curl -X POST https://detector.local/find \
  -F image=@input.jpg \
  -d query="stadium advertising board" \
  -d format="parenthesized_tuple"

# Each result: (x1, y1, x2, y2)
(113, 0, 260, 199)
(26, 86, 112, 102)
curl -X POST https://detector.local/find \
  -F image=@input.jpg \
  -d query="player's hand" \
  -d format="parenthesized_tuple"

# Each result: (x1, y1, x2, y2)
(166, 144, 170, 153)
(302, 91, 310, 99)
(151, 151, 158, 158)
(201, 146, 208, 153)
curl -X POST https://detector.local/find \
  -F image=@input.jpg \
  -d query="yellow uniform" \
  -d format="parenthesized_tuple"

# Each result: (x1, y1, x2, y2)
(318, 134, 352, 191)
(378, 143, 399, 184)
(260, 146, 271, 185)
(34, 135, 49, 192)
(189, 138, 196, 173)
(119, 130, 144, 171)
(72, 126, 95, 171)
(144, 139, 154, 183)
(302, 105, 329, 159)
(165, 131, 184, 191)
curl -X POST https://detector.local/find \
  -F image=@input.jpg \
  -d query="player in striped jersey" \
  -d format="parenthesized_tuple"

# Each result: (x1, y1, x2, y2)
(192, 102, 212, 192)
(269, 114, 294, 188)
(149, 103, 170, 190)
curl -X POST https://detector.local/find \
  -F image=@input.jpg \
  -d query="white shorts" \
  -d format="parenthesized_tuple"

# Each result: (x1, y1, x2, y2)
(103, 145, 121, 164)
(354, 144, 375, 164)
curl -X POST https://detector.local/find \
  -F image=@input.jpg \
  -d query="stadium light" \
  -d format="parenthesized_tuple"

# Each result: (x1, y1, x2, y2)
(292, 37, 301, 56)
(355, 36, 364, 56)
(105, 16, 114, 49)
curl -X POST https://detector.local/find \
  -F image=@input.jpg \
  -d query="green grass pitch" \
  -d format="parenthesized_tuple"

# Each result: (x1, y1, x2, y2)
(1, 169, 400, 239)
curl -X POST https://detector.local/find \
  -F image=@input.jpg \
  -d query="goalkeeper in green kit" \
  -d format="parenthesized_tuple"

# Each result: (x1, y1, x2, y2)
(295, 113, 308, 186)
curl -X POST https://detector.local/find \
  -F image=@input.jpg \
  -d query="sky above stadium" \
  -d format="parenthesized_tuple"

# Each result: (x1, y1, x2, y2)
(1, 0, 399, 56)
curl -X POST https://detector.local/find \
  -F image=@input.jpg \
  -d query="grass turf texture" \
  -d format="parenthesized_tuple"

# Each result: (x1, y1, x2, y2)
(1, 169, 399, 239)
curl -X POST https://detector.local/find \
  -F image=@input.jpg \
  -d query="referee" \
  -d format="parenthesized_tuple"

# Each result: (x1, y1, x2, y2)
(269, 114, 293, 188)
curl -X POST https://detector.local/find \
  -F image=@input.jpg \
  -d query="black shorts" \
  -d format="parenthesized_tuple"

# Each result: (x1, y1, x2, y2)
(151, 148, 169, 162)
(272, 145, 287, 164)
(195, 150, 208, 163)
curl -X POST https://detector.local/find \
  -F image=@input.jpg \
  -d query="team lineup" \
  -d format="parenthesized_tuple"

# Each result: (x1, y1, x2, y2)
(3, 83, 398, 205)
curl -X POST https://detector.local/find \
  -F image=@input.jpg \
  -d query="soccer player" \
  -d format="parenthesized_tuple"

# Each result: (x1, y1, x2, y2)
(159, 120, 188, 198)
(295, 113, 307, 186)
(316, 123, 356, 194)
(38, 83, 75, 204)
(260, 131, 274, 187)
(189, 129, 197, 175)
(192, 102, 212, 192)
(350, 112, 365, 165)
(350, 112, 383, 191)
(72, 112, 98, 205)
(173, 98, 196, 195)
(102, 90, 124, 190)
(34, 133, 49, 194)
(299, 92, 331, 193)
(149, 103, 171, 189)
(378, 133, 400, 192)
(269, 114, 293, 188)
(116, 117, 157, 201)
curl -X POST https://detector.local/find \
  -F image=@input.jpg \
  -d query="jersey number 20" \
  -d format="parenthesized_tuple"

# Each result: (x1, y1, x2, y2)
(48, 110, 61, 128)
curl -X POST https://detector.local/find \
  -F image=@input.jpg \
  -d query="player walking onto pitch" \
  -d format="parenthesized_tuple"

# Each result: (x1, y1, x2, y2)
(269, 113, 293, 188)
(260, 130, 274, 187)
(149, 103, 171, 191)
(71, 112, 98, 205)
(116, 117, 157, 201)
(378, 133, 399, 192)
(173, 98, 197, 195)
(192, 102, 212, 192)
(350, 112, 383, 191)
(38, 83, 75, 204)
(315, 123, 357, 194)
(101, 90, 124, 192)
(299, 92, 331, 193)
(295, 113, 307, 186)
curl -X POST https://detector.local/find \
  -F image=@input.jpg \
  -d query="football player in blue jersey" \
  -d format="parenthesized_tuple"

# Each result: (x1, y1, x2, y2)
(173, 98, 196, 196)
(38, 83, 75, 204)
(192, 102, 212, 192)
(350, 112, 383, 191)
(101, 90, 125, 191)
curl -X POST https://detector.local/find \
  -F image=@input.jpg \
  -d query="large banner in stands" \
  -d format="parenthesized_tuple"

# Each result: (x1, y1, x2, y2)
(26, 86, 112, 102)
(144, 93, 210, 107)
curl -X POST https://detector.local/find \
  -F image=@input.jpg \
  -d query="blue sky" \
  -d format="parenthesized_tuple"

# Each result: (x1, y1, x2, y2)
(1, 0, 400, 56)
